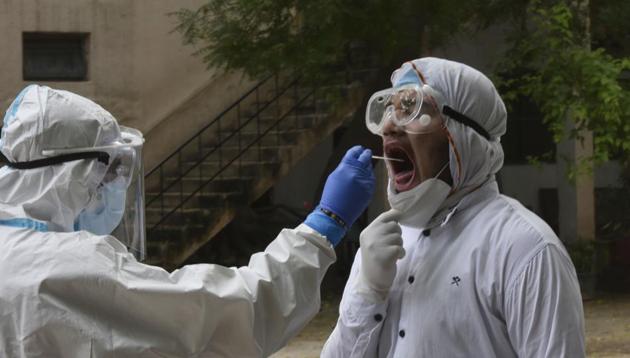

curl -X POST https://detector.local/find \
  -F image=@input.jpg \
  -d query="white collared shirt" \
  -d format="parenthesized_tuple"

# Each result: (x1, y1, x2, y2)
(322, 181, 585, 358)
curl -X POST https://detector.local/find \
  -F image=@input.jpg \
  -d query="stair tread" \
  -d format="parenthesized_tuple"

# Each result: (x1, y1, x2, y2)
(196, 145, 291, 154)
(163, 176, 254, 181)
(181, 159, 281, 165)
(148, 224, 206, 231)
(238, 128, 308, 133)
(146, 207, 217, 213)
(146, 191, 243, 197)
(217, 144, 293, 148)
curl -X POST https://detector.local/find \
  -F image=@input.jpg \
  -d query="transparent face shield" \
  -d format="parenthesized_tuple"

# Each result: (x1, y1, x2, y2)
(42, 126, 146, 261)
(108, 127, 145, 261)
(366, 84, 445, 136)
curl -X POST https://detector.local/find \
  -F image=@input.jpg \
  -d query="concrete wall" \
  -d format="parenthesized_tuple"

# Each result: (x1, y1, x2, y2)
(500, 162, 622, 212)
(0, 0, 253, 170)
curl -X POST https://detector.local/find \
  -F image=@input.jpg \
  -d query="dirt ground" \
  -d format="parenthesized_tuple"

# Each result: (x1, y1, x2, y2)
(271, 294, 630, 358)
(584, 295, 630, 357)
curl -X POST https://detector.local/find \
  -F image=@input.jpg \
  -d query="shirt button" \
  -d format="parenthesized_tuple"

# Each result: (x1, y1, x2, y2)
(374, 314, 383, 322)
(422, 229, 431, 236)
(399, 330, 406, 338)
(408, 276, 415, 284)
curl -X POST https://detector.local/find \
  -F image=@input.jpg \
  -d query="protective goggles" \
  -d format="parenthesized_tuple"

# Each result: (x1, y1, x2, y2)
(2, 126, 146, 261)
(366, 84, 445, 136)
(365, 64, 491, 140)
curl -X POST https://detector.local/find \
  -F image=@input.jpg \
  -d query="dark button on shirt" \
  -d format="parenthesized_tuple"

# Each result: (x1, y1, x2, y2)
(422, 229, 431, 236)
(408, 276, 415, 284)
(399, 330, 406, 338)
(374, 314, 383, 322)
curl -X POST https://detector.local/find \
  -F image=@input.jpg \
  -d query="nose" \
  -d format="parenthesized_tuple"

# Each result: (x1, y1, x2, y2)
(382, 117, 405, 137)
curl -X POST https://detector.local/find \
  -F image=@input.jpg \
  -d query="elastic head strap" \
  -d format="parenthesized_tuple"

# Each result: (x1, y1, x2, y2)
(0, 151, 110, 169)
(442, 106, 491, 140)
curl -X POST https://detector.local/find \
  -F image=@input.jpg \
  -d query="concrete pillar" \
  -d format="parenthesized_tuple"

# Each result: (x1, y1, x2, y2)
(556, 127, 596, 242)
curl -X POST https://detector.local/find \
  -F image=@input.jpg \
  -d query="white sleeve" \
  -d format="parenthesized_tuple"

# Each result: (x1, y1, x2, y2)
(321, 252, 388, 358)
(50, 224, 336, 357)
(504, 244, 586, 357)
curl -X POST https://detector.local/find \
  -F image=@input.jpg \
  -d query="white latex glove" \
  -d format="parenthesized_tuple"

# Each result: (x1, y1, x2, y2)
(354, 209, 405, 302)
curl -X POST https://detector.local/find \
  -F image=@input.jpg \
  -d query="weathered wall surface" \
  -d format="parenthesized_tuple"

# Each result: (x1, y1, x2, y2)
(0, 0, 254, 170)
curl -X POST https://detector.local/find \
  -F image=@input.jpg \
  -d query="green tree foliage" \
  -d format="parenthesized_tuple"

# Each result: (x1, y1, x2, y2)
(172, 0, 503, 83)
(498, 1, 630, 177)
(173, 0, 629, 172)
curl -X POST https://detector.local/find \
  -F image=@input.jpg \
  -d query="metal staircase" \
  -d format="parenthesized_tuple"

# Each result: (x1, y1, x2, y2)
(144, 72, 374, 269)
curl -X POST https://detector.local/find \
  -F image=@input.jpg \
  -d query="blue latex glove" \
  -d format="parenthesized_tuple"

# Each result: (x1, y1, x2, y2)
(320, 145, 375, 227)
(305, 146, 375, 246)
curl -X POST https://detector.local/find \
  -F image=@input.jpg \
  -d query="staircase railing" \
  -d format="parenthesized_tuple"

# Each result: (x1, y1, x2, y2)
(145, 73, 320, 236)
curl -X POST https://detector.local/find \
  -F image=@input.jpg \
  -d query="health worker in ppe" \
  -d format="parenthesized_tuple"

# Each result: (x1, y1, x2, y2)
(321, 57, 586, 357)
(0, 85, 376, 357)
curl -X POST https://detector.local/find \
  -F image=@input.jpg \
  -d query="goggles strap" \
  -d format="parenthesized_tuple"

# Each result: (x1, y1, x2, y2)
(0, 151, 110, 169)
(442, 106, 491, 140)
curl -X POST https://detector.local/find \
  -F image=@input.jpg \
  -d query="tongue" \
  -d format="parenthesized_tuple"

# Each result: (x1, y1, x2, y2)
(395, 171, 414, 185)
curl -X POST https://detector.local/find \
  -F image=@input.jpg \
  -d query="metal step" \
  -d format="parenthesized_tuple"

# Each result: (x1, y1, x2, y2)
(145, 190, 244, 211)
(177, 159, 281, 179)
(145, 206, 209, 227)
(155, 118, 322, 171)
(250, 94, 327, 110)
(157, 175, 251, 195)
(210, 105, 324, 131)
(202, 145, 291, 162)
(204, 128, 309, 148)
(254, 113, 325, 129)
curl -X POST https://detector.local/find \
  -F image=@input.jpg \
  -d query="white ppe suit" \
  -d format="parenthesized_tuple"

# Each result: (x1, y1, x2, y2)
(322, 58, 585, 357)
(0, 86, 336, 357)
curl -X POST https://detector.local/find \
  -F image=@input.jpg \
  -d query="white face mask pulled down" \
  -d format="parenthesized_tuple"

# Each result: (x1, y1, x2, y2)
(387, 162, 451, 228)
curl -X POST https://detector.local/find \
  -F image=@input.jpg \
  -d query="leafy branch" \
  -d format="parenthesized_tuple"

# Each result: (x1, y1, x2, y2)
(498, 1, 630, 177)
(172, 0, 504, 84)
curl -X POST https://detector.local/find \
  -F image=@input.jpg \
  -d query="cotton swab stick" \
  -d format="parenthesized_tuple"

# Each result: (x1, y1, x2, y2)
(372, 155, 404, 162)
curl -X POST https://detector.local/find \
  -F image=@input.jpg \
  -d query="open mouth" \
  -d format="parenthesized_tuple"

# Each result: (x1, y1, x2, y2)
(384, 144, 418, 192)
